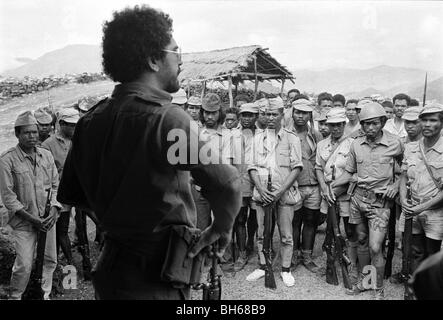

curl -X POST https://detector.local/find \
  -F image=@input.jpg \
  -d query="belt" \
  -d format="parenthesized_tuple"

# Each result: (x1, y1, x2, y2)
(355, 187, 377, 199)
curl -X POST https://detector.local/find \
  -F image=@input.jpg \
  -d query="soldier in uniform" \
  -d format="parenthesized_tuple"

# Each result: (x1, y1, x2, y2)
(316, 112, 330, 138)
(332, 102, 404, 299)
(400, 103, 443, 267)
(185, 96, 203, 128)
(290, 99, 324, 272)
(402, 106, 423, 144)
(0, 111, 61, 300)
(246, 98, 303, 287)
(229, 103, 259, 271)
(255, 98, 269, 132)
(57, 5, 241, 300)
(316, 108, 359, 282)
(223, 108, 240, 130)
(41, 108, 80, 266)
(34, 109, 53, 144)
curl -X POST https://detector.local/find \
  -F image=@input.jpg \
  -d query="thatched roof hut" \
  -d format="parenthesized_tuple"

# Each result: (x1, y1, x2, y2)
(178, 45, 294, 105)
(179, 45, 294, 83)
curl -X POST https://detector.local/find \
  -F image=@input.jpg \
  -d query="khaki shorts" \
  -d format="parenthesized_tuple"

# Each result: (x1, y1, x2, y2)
(399, 209, 443, 241)
(349, 194, 390, 232)
(294, 185, 321, 211)
(320, 198, 350, 217)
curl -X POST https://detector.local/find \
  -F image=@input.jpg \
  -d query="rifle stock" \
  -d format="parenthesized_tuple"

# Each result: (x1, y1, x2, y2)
(263, 169, 276, 289)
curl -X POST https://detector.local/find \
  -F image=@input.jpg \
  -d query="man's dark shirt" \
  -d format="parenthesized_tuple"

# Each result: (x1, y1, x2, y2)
(57, 82, 239, 257)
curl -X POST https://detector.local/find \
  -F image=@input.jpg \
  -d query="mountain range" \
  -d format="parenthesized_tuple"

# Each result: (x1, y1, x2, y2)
(2, 44, 442, 102)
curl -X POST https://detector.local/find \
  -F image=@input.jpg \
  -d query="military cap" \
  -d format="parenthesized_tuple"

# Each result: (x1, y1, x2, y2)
(78, 96, 98, 112)
(239, 103, 259, 114)
(255, 98, 269, 112)
(202, 93, 221, 112)
(419, 102, 443, 117)
(187, 96, 202, 106)
(326, 107, 347, 123)
(267, 96, 284, 110)
(315, 112, 327, 122)
(292, 98, 313, 112)
(402, 106, 422, 121)
(171, 88, 187, 105)
(15, 111, 38, 127)
(58, 108, 80, 124)
(33, 109, 53, 124)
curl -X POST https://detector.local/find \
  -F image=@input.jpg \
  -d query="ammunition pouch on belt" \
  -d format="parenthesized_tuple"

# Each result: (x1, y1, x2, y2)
(160, 225, 204, 287)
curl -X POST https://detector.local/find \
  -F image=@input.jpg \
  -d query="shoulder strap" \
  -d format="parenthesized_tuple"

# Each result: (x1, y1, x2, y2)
(324, 137, 347, 166)
(419, 141, 443, 190)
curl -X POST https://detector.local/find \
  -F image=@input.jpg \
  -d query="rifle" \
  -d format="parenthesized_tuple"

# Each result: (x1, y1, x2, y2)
(23, 189, 52, 300)
(384, 163, 397, 279)
(202, 241, 222, 300)
(263, 169, 276, 289)
(423, 72, 428, 107)
(402, 180, 414, 300)
(325, 165, 352, 289)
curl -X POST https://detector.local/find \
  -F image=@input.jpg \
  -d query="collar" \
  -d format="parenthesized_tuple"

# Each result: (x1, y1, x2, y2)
(111, 81, 172, 107)
(55, 132, 69, 143)
(361, 130, 389, 147)
(422, 135, 443, 154)
(15, 144, 43, 162)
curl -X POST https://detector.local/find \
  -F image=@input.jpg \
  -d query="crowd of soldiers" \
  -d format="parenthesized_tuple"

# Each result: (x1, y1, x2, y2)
(171, 88, 443, 299)
(0, 97, 102, 300)
(1, 81, 442, 300)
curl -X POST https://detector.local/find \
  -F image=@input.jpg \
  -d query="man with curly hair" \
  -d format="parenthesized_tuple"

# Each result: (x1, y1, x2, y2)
(57, 5, 241, 300)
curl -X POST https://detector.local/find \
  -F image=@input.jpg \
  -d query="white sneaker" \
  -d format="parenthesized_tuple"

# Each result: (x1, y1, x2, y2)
(281, 271, 295, 287)
(246, 268, 265, 281)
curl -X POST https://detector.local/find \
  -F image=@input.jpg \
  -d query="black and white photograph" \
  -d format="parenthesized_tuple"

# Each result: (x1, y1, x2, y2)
(0, 0, 443, 304)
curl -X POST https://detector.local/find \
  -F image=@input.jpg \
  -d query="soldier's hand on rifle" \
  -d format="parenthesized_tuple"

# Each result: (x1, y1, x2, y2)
(188, 225, 231, 260)
(257, 186, 275, 205)
(324, 188, 336, 207)
(41, 207, 59, 231)
(403, 203, 425, 219)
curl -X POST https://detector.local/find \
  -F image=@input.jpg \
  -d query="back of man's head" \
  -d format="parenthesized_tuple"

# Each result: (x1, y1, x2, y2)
(102, 5, 173, 83)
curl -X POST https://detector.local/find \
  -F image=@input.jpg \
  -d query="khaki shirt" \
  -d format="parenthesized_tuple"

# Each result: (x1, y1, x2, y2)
(345, 130, 404, 190)
(199, 126, 232, 165)
(402, 136, 443, 200)
(0, 145, 61, 231)
(315, 135, 353, 183)
(231, 127, 255, 197)
(293, 128, 323, 186)
(248, 128, 303, 189)
(41, 132, 71, 176)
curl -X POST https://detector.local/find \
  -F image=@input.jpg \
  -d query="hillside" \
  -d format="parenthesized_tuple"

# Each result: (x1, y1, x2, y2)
(292, 65, 440, 96)
(2, 45, 102, 78)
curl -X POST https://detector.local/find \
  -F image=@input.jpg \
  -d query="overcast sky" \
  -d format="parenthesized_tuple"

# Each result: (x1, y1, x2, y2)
(1, 0, 442, 73)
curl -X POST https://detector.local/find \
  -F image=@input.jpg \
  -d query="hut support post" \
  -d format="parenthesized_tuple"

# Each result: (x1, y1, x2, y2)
(280, 78, 286, 96)
(253, 56, 258, 101)
(186, 79, 191, 97)
(228, 75, 233, 108)
(201, 81, 206, 100)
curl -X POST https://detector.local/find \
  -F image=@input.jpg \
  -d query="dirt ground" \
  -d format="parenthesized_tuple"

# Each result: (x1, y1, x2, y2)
(53, 217, 404, 301)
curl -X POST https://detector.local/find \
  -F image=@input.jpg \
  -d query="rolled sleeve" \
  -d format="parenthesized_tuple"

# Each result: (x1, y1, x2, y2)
(315, 147, 324, 171)
(49, 158, 62, 209)
(289, 135, 303, 171)
(0, 157, 25, 216)
(345, 141, 357, 174)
